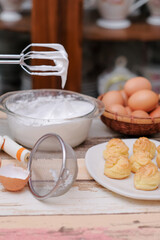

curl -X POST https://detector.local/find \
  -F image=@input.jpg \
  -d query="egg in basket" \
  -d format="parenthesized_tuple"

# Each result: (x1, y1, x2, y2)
(99, 77, 160, 136)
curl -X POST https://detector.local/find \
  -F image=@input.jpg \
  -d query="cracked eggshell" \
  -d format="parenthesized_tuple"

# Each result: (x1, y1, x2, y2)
(0, 136, 4, 149)
(0, 164, 29, 192)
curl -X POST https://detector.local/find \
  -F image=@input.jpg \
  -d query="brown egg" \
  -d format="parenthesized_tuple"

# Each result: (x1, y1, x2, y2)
(102, 90, 124, 110)
(131, 110, 150, 118)
(128, 90, 158, 112)
(119, 89, 128, 106)
(125, 106, 132, 115)
(107, 104, 127, 115)
(150, 106, 160, 118)
(124, 77, 152, 96)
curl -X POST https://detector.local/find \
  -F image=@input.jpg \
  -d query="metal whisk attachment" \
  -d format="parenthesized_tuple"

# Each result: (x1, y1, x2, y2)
(0, 43, 69, 88)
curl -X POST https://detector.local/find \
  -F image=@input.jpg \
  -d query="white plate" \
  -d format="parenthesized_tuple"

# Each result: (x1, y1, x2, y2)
(96, 18, 131, 29)
(85, 138, 160, 200)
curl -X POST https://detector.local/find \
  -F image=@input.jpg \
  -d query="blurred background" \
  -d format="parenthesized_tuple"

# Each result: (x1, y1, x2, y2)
(0, 0, 160, 97)
(0, 0, 31, 94)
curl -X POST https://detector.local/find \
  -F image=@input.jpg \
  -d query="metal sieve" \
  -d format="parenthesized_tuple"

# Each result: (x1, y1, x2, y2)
(28, 133, 78, 200)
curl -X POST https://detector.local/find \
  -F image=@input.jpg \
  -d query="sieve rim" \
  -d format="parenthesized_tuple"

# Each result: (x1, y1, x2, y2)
(28, 133, 67, 200)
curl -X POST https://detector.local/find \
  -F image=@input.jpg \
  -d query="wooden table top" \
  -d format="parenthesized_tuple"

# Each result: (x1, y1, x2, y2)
(0, 116, 160, 239)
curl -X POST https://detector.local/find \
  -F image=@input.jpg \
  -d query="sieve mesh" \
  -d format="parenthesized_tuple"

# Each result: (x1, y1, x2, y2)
(28, 134, 65, 198)
(28, 133, 78, 200)
(30, 152, 63, 197)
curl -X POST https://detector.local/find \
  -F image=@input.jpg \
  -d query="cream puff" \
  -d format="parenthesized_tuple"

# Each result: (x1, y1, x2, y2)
(129, 151, 151, 173)
(134, 163, 160, 191)
(103, 138, 129, 161)
(156, 145, 160, 168)
(104, 155, 131, 179)
(133, 137, 156, 160)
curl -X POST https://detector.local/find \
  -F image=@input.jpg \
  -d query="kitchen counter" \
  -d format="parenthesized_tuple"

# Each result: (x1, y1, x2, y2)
(0, 116, 160, 239)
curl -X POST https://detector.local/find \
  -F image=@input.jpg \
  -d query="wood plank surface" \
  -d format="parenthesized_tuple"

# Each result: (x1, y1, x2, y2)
(0, 214, 160, 239)
(0, 15, 31, 33)
(1, 117, 160, 238)
(0, 156, 160, 216)
(0, 118, 160, 217)
(83, 21, 160, 42)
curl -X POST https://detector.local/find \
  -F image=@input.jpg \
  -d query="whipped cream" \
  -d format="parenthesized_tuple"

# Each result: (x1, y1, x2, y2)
(7, 94, 95, 148)
(8, 95, 94, 122)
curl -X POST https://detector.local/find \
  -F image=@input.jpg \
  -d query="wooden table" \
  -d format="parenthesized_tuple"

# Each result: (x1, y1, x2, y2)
(0, 116, 160, 239)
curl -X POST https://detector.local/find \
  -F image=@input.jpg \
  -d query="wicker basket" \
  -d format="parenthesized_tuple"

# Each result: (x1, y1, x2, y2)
(99, 95, 160, 136)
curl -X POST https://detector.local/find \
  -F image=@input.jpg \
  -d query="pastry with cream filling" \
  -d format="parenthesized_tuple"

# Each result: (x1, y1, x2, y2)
(129, 151, 151, 173)
(103, 138, 129, 161)
(104, 155, 131, 179)
(134, 163, 160, 191)
(133, 137, 156, 160)
(156, 145, 160, 168)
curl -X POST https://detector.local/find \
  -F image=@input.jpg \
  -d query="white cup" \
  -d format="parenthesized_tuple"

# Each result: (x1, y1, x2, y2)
(146, 0, 160, 25)
(0, 0, 24, 22)
(148, 0, 160, 17)
(97, 0, 148, 21)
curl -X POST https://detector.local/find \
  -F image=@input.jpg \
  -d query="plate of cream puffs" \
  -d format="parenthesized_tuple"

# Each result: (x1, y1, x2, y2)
(85, 137, 160, 200)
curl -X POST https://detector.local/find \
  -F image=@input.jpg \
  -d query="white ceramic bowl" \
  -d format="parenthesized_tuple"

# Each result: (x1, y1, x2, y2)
(0, 89, 104, 148)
